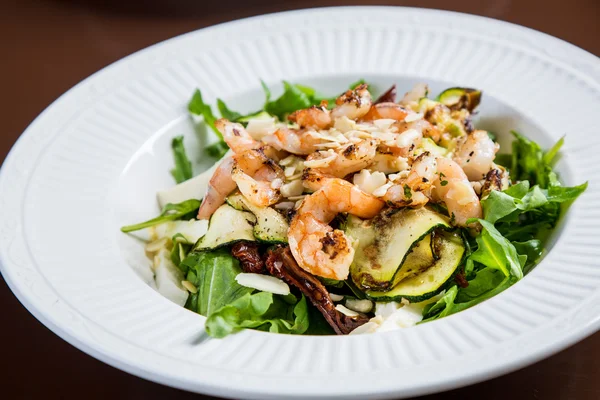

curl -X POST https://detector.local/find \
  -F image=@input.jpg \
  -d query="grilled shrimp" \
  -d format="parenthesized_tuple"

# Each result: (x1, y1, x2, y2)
(232, 149, 285, 207)
(262, 127, 324, 155)
(432, 157, 482, 226)
(394, 119, 441, 143)
(288, 101, 332, 129)
(217, 118, 284, 159)
(453, 130, 499, 181)
(290, 174, 384, 280)
(216, 119, 258, 154)
(383, 152, 437, 207)
(197, 157, 237, 220)
(362, 102, 411, 121)
(306, 139, 377, 177)
(331, 84, 372, 120)
(383, 153, 482, 226)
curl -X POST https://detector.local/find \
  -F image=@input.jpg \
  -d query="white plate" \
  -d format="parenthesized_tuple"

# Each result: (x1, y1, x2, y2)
(1, 6, 599, 399)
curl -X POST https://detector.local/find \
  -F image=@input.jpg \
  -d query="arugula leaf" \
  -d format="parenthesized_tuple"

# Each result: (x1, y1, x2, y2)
(264, 81, 313, 119)
(481, 190, 519, 224)
(120, 199, 201, 233)
(188, 89, 221, 138)
(422, 286, 458, 321)
(261, 80, 372, 119)
(204, 141, 229, 159)
(454, 267, 505, 302)
(503, 180, 530, 198)
(170, 136, 193, 184)
(318, 277, 345, 288)
(205, 292, 309, 338)
(510, 131, 545, 186)
(182, 250, 253, 317)
(170, 239, 192, 275)
(543, 136, 564, 165)
(305, 303, 336, 335)
(546, 182, 588, 203)
(216, 98, 242, 121)
(512, 240, 544, 274)
(422, 272, 515, 322)
(188, 89, 230, 158)
(260, 79, 271, 103)
(508, 132, 572, 190)
(468, 219, 523, 279)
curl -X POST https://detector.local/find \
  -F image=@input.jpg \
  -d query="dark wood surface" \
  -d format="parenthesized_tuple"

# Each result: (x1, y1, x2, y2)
(1, 0, 599, 398)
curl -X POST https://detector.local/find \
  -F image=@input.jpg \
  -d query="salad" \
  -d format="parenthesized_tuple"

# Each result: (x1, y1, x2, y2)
(121, 81, 587, 337)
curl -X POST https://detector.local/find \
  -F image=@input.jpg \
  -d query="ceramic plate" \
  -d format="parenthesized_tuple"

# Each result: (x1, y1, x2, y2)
(1, 6, 599, 399)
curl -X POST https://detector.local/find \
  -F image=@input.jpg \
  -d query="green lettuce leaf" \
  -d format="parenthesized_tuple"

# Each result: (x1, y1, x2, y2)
(170, 136, 193, 184)
(264, 81, 313, 119)
(120, 199, 201, 233)
(205, 292, 309, 338)
(422, 271, 515, 322)
(188, 89, 229, 159)
(468, 219, 523, 279)
(262, 80, 371, 119)
(182, 250, 253, 317)
(546, 182, 588, 203)
(188, 89, 221, 138)
(512, 239, 544, 274)
(542, 136, 564, 165)
(217, 98, 242, 121)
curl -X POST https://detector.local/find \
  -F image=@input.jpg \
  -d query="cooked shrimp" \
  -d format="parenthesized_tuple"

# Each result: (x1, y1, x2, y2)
(393, 118, 441, 143)
(216, 119, 258, 154)
(306, 139, 377, 177)
(331, 84, 372, 120)
(197, 157, 237, 220)
(289, 176, 384, 280)
(262, 127, 324, 155)
(453, 130, 499, 181)
(383, 152, 437, 207)
(288, 101, 332, 129)
(382, 153, 482, 226)
(217, 118, 285, 160)
(362, 102, 411, 121)
(232, 149, 285, 207)
(433, 157, 482, 226)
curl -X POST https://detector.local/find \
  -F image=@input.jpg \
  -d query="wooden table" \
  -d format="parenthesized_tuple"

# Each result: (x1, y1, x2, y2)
(1, 0, 599, 398)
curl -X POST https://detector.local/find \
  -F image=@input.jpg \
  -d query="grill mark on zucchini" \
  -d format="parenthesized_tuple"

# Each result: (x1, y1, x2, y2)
(345, 207, 452, 291)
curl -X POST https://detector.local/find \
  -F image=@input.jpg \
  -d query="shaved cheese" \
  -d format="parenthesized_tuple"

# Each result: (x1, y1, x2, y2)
(335, 304, 359, 317)
(373, 119, 396, 131)
(372, 182, 393, 197)
(246, 117, 277, 139)
(281, 180, 304, 198)
(349, 316, 384, 335)
(333, 116, 357, 133)
(235, 273, 290, 295)
(330, 293, 344, 302)
(404, 113, 424, 123)
(396, 128, 421, 148)
(154, 249, 188, 306)
(353, 169, 387, 194)
(156, 152, 231, 208)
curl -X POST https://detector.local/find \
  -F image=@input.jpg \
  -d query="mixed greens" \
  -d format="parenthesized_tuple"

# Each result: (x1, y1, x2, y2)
(121, 80, 586, 337)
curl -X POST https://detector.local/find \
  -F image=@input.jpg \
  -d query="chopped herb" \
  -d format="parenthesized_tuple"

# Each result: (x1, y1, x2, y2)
(403, 184, 412, 199)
